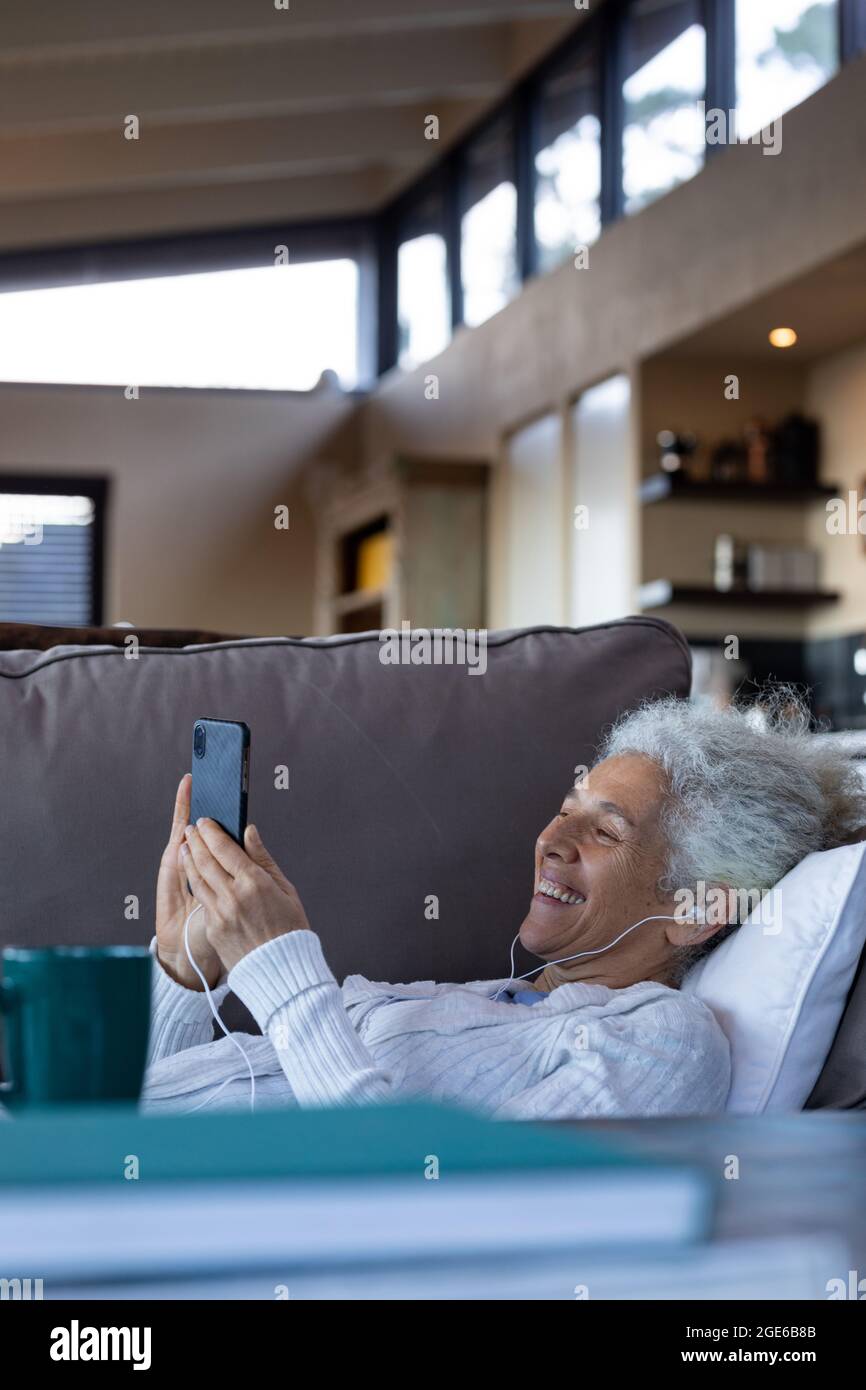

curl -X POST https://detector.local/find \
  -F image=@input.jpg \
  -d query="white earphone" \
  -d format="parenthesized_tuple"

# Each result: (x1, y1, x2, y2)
(183, 903, 256, 1113)
(490, 907, 705, 1001)
(181, 899, 706, 1099)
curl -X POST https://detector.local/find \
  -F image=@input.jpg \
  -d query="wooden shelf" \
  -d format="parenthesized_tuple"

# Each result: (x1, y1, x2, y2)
(639, 581, 840, 610)
(640, 474, 840, 506)
(310, 456, 489, 636)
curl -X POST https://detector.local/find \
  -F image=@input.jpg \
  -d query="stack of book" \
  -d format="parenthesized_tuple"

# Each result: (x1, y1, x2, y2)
(0, 1102, 843, 1299)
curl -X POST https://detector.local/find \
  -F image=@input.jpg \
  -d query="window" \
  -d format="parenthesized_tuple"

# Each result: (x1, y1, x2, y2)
(0, 478, 106, 624)
(397, 235, 449, 370)
(534, 37, 602, 273)
(397, 185, 450, 370)
(460, 112, 519, 328)
(736, 0, 839, 139)
(622, 0, 707, 216)
(0, 260, 360, 391)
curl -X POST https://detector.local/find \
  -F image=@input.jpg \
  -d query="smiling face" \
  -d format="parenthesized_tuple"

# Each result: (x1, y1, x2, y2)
(520, 754, 696, 989)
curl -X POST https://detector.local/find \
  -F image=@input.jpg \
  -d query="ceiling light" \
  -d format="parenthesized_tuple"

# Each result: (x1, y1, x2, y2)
(769, 327, 798, 349)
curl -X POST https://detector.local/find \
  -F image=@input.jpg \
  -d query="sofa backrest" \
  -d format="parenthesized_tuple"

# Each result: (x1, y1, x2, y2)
(0, 621, 690, 1032)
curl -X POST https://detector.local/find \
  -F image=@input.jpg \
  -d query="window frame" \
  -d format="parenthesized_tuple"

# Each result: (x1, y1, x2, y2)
(0, 472, 109, 626)
(388, 163, 452, 373)
(732, 0, 843, 139)
(0, 218, 377, 392)
(840, 0, 866, 60)
(619, 0, 711, 218)
(528, 22, 605, 274)
(378, 0, 720, 360)
(705, 0, 737, 119)
(456, 99, 523, 331)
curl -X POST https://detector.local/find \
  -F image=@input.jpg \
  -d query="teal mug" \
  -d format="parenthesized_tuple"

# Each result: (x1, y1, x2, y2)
(0, 946, 152, 1109)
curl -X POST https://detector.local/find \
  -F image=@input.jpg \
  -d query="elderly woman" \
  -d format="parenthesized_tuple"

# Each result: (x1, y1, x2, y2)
(143, 694, 862, 1119)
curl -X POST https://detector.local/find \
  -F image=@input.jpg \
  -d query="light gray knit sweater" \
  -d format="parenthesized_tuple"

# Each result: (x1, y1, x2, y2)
(141, 929, 731, 1119)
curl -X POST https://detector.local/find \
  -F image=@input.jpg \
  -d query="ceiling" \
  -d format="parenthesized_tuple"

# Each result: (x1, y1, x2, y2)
(654, 240, 866, 367)
(0, 0, 581, 254)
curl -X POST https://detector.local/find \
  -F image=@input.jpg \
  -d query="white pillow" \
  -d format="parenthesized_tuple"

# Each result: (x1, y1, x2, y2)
(682, 842, 866, 1114)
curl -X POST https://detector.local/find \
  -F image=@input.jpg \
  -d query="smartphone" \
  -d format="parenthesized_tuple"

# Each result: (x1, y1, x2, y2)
(189, 718, 250, 844)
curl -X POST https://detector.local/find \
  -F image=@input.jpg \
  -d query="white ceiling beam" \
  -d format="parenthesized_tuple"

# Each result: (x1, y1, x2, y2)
(0, 0, 574, 61)
(0, 103, 470, 202)
(0, 27, 511, 134)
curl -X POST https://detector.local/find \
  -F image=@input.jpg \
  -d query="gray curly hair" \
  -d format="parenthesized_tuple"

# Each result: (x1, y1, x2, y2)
(596, 690, 864, 971)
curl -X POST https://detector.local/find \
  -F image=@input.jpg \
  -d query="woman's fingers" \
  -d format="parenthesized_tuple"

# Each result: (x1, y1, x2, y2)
(244, 825, 293, 894)
(175, 842, 195, 902)
(195, 818, 250, 877)
(180, 840, 219, 912)
(183, 824, 233, 900)
(169, 773, 192, 842)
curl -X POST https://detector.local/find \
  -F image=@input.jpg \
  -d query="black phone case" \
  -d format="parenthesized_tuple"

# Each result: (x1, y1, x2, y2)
(190, 718, 250, 845)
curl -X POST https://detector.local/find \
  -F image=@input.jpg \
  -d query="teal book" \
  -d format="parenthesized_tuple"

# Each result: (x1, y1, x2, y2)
(0, 1102, 714, 1282)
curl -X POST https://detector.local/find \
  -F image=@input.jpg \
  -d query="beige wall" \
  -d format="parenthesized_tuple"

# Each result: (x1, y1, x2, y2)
(571, 373, 636, 627)
(499, 411, 566, 628)
(806, 341, 866, 638)
(0, 382, 357, 634)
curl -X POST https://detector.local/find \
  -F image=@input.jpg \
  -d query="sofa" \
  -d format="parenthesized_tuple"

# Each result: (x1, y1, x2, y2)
(0, 617, 863, 1107)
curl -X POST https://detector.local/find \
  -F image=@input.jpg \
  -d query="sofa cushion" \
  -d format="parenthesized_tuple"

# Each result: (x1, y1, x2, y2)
(0, 621, 690, 1031)
(0, 621, 242, 652)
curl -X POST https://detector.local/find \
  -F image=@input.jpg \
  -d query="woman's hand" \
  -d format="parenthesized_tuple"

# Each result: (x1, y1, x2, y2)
(181, 817, 311, 973)
(155, 774, 223, 991)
